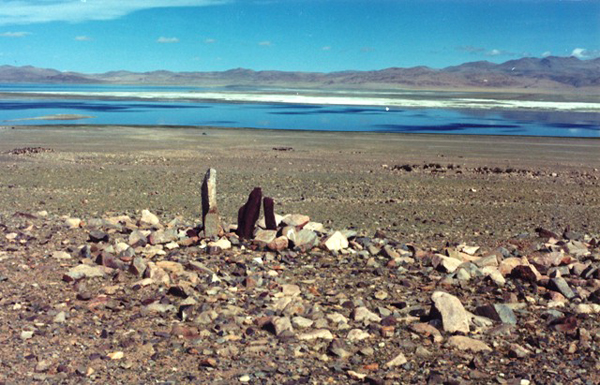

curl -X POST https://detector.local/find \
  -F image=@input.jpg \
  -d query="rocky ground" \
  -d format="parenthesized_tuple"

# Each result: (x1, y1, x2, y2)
(0, 125, 600, 384)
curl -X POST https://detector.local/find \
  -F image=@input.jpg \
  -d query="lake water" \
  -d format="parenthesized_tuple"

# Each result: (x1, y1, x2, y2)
(1, 84, 599, 138)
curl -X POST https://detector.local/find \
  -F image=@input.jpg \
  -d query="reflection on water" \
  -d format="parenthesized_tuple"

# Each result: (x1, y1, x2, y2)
(0, 96, 598, 138)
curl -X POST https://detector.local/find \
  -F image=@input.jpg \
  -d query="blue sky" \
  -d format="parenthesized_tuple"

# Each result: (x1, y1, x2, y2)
(0, 0, 598, 73)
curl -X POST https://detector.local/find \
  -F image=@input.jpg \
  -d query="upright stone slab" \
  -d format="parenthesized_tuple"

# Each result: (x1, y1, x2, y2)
(237, 187, 262, 239)
(201, 168, 221, 237)
(263, 197, 277, 230)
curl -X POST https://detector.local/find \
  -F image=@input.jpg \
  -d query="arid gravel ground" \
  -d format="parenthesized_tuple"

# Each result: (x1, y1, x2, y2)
(0, 125, 599, 384)
(1, 125, 599, 245)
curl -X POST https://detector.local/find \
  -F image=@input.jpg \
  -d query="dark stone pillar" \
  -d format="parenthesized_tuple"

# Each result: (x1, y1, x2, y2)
(263, 197, 277, 230)
(236, 187, 262, 239)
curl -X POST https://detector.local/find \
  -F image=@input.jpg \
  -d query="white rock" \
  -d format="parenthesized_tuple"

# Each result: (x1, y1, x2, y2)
(281, 214, 310, 227)
(64, 218, 81, 229)
(303, 222, 325, 232)
(347, 329, 371, 341)
(326, 313, 349, 325)
(140, 209, 160, 226)
(257, 213, 284, 229)
(53, 311, 67, 323)
(435, 254, 462, 273)
(63, 264, 107, 281)
(292, 316, 314, 329)
(165, 241, 179, 250)
(281, 284, 301, 297)
(297, 329, 334, 341)
(52, 251, 72, 260)
(447, 336, 492, 352)
(574, 304, 600, 314)
(323, 231, 349, 252)
(271, 316, 293, 336)
(352, 307, 381, 324)
(107, 351, 124, 360)
(208, 237, 232, 250)
(461, 245, 480, 255)
(253, 229, 277, 244)
(482, 266, 506, 286)
(385, 352, 407, 368)
(144, 303, 176, 314)
(115, 242, 130, 254)
(20, 330, 34, 340)
(431, 291, 470, 334)
(132, 278, 155, 287)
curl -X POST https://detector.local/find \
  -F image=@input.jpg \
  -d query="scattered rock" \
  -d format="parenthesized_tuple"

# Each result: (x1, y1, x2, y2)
(430, 291, 470, 334)
(63, 264, 107, 281)
(297, 329, 334, 341)
(447, 336, 492, 352)
(385, 351, 407, 368)
(52, 251, 72, 260)
(323, 231, 349, 252)
(140, 209, 160, 227)
(548, 277, 576, 300)
(475, 304, 517, 325)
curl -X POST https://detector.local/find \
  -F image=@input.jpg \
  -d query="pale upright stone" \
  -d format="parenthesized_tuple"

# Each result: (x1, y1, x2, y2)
(201, 168, 221, 238)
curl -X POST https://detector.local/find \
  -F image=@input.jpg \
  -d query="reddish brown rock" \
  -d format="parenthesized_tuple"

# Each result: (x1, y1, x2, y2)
(263, 196, 277, 230)
(236, 187, 262, 239)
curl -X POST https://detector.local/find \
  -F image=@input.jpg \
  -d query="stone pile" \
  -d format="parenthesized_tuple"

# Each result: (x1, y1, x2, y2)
(7, 146, 54, 155)
(387, 162, 599, 180)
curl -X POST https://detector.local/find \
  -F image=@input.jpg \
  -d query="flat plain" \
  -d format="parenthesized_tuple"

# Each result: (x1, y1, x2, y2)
(1, 125, 599, 245)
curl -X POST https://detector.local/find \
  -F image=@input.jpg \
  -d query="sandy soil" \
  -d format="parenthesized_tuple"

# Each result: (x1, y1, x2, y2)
(1, 125, 598, 247)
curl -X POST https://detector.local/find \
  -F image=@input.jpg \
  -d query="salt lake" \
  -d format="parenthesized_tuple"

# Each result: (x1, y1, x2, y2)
(1, 84, 598, 137)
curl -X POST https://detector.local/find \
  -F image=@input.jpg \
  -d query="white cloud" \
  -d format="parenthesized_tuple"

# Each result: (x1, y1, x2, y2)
(0, 31, 31, 37)
(571, 47, 587, 59)
(321, 46, 331, 51)
(485, 49, 516, 57)
(157, 37, 179, 43)
(0, 1, 230, 25)
(75, 35, 92, 41)
(258, 41, 272, 46)
(541, 51, 551, 58)
(204, 38, 216, 44)
(570, 48, 600, 59)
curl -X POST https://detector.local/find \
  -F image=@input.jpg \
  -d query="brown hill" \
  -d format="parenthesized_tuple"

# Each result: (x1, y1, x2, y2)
(1, 56, 599, 92)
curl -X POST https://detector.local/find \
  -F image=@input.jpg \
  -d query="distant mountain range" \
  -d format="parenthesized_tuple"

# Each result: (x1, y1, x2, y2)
(1, 56, 599, 92)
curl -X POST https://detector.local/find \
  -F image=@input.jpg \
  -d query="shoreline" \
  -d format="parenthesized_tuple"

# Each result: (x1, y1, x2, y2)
(1, 89, 600, 112)
(4, 123, 600, 141)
